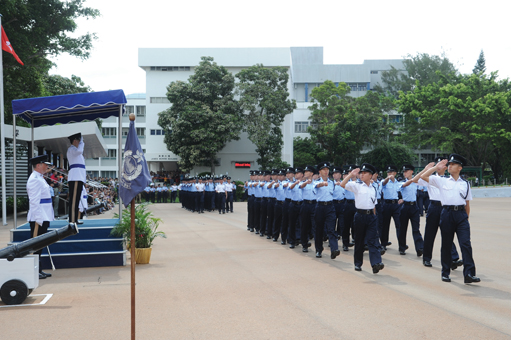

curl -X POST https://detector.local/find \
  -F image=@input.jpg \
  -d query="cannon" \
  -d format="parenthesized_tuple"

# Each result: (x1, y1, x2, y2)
(0, 223, 79, 305)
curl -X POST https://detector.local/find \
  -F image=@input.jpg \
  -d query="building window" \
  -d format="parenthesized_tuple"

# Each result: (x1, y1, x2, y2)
(370, 70, 378, 74)
(358, 84, 366, 91)
(136, 106, 146, 116)
(150, 66, 191, 71)
(102, 127, 116, 137)
(122, 128, 129, 136)
(136, 128, 145, 137)
(150, 97, 170, 104)
(125, 106, 134, 115)
(150, 129, 156, 135)
(106, 149, 117, 159)
(295, 121, 309, 133)
(150, 129, 164, 136)
(101, 171, 117, 178)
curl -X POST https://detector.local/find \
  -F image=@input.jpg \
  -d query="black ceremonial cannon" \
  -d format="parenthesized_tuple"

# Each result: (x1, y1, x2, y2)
(0, 223, 79, 305)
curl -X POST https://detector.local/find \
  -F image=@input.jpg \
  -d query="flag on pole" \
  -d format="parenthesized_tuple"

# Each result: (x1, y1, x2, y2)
(1, 26, 24, 65)
(119, 119, 151, 208)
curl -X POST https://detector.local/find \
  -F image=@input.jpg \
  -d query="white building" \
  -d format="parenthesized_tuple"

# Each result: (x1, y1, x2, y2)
(86, 47, 406, 179)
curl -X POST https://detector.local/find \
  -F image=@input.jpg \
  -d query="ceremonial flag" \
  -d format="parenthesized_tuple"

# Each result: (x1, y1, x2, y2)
(1, 26, 24, 65)
(119, 119, 151, 207)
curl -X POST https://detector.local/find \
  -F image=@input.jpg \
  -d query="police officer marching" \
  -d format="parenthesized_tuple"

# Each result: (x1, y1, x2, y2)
(398, 164, 424, 256)
(341, 163, 384, 273)
(421, 154, 480, 284)
(299, 165, 316, 252)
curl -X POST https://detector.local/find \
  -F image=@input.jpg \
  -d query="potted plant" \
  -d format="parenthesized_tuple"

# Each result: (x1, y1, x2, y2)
(111, 203, 166, 264)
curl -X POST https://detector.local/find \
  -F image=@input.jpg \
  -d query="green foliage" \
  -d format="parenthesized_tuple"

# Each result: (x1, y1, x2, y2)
(111, 203, 166, 248)
(158, 56, 243, 173)
(473, 50, 486, 75)
(0, 196, 29, 215)
(360, 141, 416, 172)
(1, 0, 100, 125)
(374, 52, 458, 98)
(308, 81, 393, 166)
(234, 180, 245, 201)
(236, 64, 296, 170)
(397, 71, 511, 180)
(293, 137, 325, 168)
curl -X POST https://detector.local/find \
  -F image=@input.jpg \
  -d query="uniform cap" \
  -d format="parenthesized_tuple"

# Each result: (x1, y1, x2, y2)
(317, 162, 330, 171)
(68, 133, 81, 143)
(402, 164, 415, 172)
(263, 170, 271, 176)
(29, 154, 52, 166)
(304, 165, 316, 173)
(447, 154, 467, 167)
(278, 169, 286, 175)
(434, 155, 448, 163)
(386, 164, 398, 172)
(360, 163, 377, 175)
(271, 169, 279, 175)
(348, 164, 360, 171)
(332, 166, 343, 174)
(294, 167, 304, 174)
(286, 167, 295, 174)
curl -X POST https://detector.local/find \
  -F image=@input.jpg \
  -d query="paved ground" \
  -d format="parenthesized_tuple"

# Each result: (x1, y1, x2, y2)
(1, 198, 511, 339)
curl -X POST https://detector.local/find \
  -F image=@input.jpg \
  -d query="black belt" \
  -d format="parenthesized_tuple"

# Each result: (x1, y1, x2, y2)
(318, 201, 333, 206)
(269, 197, 276, 201)
(333, 199, 344, 204)
(345, 200, 355, 204)
(430, 200, 442, 206)
(357, 209, 373, 215)
(277, 200, 285, 205)
(292, 200, 303, 205)
(404, 201, 416, 206)
(285, 198, 292, 202)
(304, 200, 316, 204)
(385, 199, 398, 204)
(444, 205, 465, 211)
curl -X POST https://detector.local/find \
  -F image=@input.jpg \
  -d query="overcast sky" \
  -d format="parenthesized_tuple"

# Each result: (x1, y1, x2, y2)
(50, 0, 510, 95)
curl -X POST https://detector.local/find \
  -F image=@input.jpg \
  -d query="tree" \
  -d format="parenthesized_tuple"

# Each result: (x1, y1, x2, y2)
(473, 50, 486, 75)
(158, 57, 243, 173)
(293, 137, 327, 168)
(398, 72, 511, 180)
(360, 141, 416, 173)
(1, 0, 100, 125)
(308, 80, 393, 166)
(236, 64, 296, 170)
(374, 52, 458, 98)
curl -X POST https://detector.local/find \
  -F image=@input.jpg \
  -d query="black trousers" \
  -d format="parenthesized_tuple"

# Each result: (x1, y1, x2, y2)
(398, 203, 424, 253)
(68, 180, 84, 223)
(29, 221, 50, 256)
(381, 202, 401, 246)
(353, 212, 381, 267)
(300, 202, 315, 247)
(273, 201, 284, 239)
(342, 201, 356, 247)
(314, 203, 338, 253)
(288, 202, 301, 245)
(423, 202, 460, 262)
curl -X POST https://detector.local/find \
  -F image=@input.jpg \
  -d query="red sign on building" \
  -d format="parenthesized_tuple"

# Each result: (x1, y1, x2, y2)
(235, 162, 251, 168)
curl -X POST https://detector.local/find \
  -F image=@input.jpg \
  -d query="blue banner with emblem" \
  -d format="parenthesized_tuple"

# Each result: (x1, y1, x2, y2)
(119, 120, 151, 208)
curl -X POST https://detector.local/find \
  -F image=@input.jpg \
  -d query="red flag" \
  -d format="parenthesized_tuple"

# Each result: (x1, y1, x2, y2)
(1, 26, 24, 66)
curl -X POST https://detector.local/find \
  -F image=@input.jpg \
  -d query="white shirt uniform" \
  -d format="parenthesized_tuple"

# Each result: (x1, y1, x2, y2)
(345, 181, 377, 210)
(67, 137, 86, 182)
(225, 183, 234, 192)
(196, 183, 205, 192)
(79, 187, 88, 213)
(428, 176, 472, 206)
(216, 183, 225, 193)
(27, 171, 55, 225)
(418, 177, 441, 201)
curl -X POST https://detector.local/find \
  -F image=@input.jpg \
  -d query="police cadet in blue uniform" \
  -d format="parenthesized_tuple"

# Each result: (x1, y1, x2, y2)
(372, 169, 385, 254)
(272, 169, 286, 242)
(341, 163, 384, 273)
(381, 165, 401, 250)
(259, 170, 270, 237)
(398, 164, 424, 256)
(246, 171, 255, 231)
(288, 167, 304, 248)
(342, 165, 358, 251)
(332, 167, 346, 241)
(416, 157, 462, 268)
(421, 154, 480, 284)
(313, 162, 340, 259)
(264, 171, 277, 239)
(299, 165, 316, 252)
(280, 167, 295, 245)
(67, 133, 86, 224)
(252, 171, 263, 234)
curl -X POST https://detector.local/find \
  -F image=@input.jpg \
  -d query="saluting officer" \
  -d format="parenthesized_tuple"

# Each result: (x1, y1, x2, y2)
(27, 155, 55, 279)
(416, 157, 462, 268)
(313, 162, 340, 259)
(342, 165, 358, 251)
(332, 167, 346, 241)
(421, 154, 480, 284)
(67, 133, 86, 224)
(381, 165, 402, 250)
(299, 165, 316, 252)
(341, 163, 384, 273)
(398, 164, 424, 256)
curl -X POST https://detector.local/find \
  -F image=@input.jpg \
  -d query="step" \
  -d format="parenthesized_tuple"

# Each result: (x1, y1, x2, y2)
(40, 250, 126, 269)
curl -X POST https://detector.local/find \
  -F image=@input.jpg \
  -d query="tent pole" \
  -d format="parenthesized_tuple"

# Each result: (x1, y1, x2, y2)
(12, 117, 17, 227)
(118, 105, 122, 217)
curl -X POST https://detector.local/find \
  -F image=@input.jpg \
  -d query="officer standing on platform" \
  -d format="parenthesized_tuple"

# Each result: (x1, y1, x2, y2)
(398, 164, 424, 256)
(27, 155, 55, 279)
(341, 163, 384, 273)
(421, 154, 480, 284)
(416, 158, 462, 268)
(313, 162, 340, 259)
(67, 133, 86, 224)
(381, 165, 402, 250)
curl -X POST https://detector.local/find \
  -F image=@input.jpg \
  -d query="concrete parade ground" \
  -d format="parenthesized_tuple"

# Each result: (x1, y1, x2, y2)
(1, 197, 511, 339)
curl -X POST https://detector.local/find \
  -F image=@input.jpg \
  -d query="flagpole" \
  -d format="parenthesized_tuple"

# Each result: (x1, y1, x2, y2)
(130, 197, 135, 340)
(0, 14, 7, 225)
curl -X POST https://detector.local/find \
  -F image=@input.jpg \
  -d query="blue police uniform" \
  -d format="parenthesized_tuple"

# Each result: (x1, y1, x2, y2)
(288, 169, 304, 248)
(272, 170, 286, 241)
(398, 165, 424, 255)
(299, 167, 316, 251)
(381, 165, 402, 248)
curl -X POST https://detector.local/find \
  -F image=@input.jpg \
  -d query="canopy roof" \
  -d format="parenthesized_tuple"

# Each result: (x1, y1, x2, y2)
(12, 90, 126, 127)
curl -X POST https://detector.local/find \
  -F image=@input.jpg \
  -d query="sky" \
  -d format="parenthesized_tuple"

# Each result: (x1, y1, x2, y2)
(50, 0, 510, 95)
